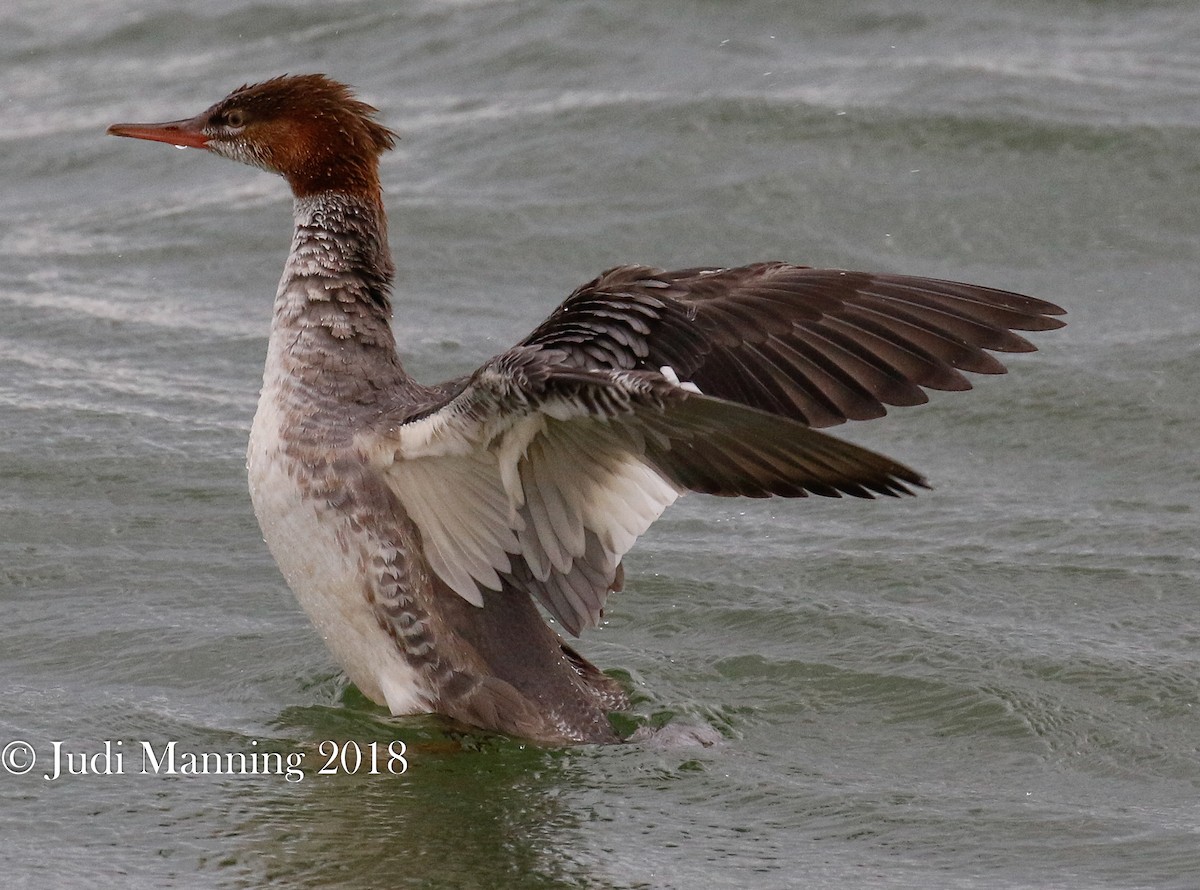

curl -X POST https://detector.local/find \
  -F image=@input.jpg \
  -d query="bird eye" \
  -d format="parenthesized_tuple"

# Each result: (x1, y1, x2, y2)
(222, 109, 247, 129)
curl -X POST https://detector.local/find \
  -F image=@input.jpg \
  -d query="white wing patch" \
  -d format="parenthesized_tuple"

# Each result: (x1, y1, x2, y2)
(382, 450, 519, 606)
(659, 365, 702, 394)
(374, 390, 682, 632)
(516, 418, 678, 581)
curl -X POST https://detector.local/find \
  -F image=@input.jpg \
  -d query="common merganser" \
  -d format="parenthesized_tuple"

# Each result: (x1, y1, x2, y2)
(107, 75, 1064, 744)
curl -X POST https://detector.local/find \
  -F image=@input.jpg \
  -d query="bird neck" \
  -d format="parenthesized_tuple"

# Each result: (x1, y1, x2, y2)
(265, 190, 411, 405)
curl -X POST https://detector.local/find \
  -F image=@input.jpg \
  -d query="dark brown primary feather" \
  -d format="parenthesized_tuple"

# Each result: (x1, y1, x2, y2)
(521, 262, 1066, 429)
(632, 388, 924, 499)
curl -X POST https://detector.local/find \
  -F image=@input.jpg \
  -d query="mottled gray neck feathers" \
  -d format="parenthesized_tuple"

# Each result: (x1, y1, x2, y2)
(283, 193, 395, 335)
(266, 192, 410, 410)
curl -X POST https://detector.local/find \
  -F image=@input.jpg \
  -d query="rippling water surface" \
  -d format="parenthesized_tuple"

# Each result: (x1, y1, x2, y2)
(3, 2, 1199, 888)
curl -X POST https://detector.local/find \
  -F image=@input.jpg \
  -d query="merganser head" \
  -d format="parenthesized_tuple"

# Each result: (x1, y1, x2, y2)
(107, 74, 397, 197)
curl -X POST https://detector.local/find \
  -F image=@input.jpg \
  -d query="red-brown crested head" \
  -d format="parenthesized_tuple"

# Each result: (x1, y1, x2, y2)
(107, 75, 397, 198)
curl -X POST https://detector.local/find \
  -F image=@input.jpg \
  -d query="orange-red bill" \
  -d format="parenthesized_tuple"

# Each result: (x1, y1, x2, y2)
(106, 116, 209, 149)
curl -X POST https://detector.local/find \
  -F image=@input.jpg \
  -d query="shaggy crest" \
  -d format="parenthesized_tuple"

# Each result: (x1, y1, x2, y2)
(203, 74, 397, 196)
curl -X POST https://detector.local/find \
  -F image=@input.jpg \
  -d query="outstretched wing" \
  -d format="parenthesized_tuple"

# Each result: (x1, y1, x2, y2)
(370, 347, 924, 635)
(373, 261, 1062, 635)
(520, 263, 1066, 427)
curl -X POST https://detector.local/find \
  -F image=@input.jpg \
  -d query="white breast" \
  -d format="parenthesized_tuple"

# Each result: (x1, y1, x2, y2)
(246, 395, 427, 716)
